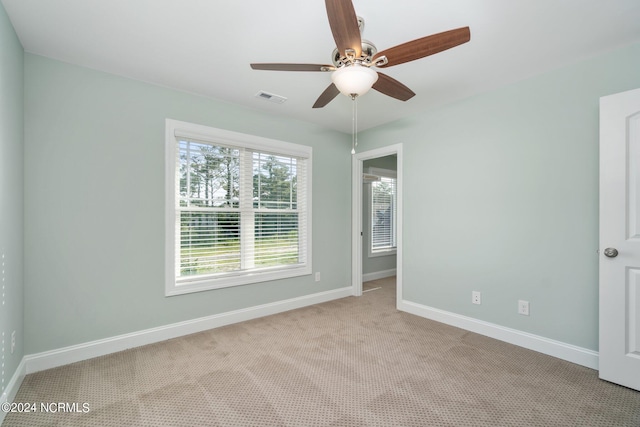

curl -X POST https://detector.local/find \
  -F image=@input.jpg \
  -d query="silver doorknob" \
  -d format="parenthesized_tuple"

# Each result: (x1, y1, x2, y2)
(604, 248, 619, 258)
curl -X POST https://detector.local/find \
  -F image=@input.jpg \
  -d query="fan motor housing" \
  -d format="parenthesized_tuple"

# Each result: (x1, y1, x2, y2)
(331, 39, 378, 67)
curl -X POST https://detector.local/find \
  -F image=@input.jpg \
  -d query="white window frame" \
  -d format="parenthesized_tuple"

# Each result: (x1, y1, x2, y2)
(368, 167, 397, 258)
(165, 119, 312, 296)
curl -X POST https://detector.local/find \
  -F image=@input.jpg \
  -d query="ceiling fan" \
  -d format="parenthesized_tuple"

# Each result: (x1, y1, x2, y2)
(250, 0, 470, 108)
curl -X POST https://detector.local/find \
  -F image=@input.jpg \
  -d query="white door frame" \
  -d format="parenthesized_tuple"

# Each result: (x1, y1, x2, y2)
(351, 144, 403, 307)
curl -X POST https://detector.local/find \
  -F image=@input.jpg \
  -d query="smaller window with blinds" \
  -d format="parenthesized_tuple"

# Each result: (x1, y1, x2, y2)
(165, 119, 312, 296)
(369, 168, 397, 255)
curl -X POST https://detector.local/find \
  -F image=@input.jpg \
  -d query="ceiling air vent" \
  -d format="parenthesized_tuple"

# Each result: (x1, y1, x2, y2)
(255, 91, 287, 104)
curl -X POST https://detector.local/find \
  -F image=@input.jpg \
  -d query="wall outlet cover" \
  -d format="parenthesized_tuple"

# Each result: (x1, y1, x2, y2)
(472, 291, 481, 305)
(518, 300, 530, 316)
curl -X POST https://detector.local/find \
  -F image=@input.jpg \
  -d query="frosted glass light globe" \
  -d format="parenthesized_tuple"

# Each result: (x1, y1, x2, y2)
(331, 64, 378, 97)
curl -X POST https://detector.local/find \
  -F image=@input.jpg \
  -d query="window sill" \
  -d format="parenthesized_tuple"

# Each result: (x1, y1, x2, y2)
(368, 249, 397, 258)
(166, 264, 311, 296)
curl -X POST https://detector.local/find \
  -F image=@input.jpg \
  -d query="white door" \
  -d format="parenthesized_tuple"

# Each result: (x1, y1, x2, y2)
(599, 87, 640, 391)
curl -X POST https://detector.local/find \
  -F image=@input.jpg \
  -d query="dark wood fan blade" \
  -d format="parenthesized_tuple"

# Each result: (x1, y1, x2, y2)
(325, 0, 362, 57)
(313, 83, 340, 108)
(372, 73, 416, 101)
(373, 27, 470, 68)
(250, 63, 334, 72)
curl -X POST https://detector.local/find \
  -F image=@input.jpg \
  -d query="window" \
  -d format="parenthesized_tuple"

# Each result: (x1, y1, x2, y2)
(369, 168, 397, 255)
(165, 119, 312, 296)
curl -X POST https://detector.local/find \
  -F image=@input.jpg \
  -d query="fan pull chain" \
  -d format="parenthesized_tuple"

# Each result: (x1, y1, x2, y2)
(351, 94, 358, 154)
(355, 95, 358, 149)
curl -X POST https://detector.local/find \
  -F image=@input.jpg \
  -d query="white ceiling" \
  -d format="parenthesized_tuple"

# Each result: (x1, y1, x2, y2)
(3, 0, 640, 133)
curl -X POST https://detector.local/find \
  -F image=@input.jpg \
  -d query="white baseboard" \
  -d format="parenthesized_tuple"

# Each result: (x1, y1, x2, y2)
(0, 357, 26, 425)
(363, 268, 396, 282)
(398, 299, 599, 370)
(25, 286, 353, 374)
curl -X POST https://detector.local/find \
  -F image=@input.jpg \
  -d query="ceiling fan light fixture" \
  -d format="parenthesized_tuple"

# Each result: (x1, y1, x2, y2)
(250, 1, 470, 109)
(331, 64, 378, 97)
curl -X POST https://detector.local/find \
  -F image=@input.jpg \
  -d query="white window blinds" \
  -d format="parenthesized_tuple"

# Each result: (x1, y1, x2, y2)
(371, 175, 397, 252)
(165, 120, 311, 295)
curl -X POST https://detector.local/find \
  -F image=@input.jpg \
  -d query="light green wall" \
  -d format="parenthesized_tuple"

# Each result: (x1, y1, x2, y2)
(0, 2, 24, 395)
(362, 155, 397, 275)
(17, 33, 640, 355)
(23, 54, 351, 354)
(358, 42, 640, 351)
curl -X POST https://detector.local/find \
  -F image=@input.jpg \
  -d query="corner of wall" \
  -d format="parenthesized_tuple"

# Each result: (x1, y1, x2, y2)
(0, 0, 26, 413)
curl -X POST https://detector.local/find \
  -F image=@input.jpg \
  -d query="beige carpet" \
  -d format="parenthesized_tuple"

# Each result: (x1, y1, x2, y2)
(3, 277, 640, 426)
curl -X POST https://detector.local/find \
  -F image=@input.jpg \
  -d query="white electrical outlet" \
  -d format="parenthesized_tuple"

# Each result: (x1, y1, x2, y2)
(472, 291, 481, 305)
(518, 300, 530, 316)
(315, 272, 321, 282)
(11, 330, 16, 354)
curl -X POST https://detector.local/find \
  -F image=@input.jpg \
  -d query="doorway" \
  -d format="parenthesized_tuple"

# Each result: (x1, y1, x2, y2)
(351, 144, 403, 308)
